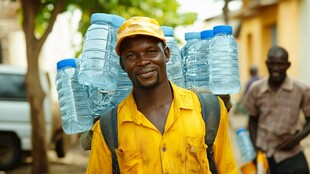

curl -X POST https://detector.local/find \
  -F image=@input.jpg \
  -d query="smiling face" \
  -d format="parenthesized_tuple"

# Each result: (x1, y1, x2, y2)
(119, 35, 170, 89)
(266, 47, 291, 85)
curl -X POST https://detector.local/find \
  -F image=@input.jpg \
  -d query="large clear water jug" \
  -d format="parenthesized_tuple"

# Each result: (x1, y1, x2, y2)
(56, 58, 92, 134)
(209, 25, 241, 94)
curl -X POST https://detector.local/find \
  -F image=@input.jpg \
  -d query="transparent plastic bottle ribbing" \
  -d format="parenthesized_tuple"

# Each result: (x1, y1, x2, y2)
(209, 25, 241, 94)
(161, 26, 185, 87)
(85, 14, 125, 117)
(236, 128, 257, 163)
(184, 31, 210, 89)
(111, 15, 133, 106)
(78, 13, 119, 92)
(186, 30, 213, 90)
(180, 32, 201, 89)
(56, 58, 92, 134)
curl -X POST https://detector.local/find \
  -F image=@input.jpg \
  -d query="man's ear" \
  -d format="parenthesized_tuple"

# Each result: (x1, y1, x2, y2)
(287, 62, 291, 69)
(164, 46, 170, 63)
(120, 57, 126, 72)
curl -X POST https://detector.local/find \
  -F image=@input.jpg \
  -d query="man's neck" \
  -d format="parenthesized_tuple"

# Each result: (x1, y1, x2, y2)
(133, 80, 173, 109)
(268, 76, 286, 92)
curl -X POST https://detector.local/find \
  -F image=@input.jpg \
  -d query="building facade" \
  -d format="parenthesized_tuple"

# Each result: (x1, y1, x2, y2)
(237, 0, 310, 88)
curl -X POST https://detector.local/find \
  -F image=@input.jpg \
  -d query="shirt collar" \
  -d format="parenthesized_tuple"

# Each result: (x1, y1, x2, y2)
(259, 76, 293, 94)
(118, 81, 195, 124)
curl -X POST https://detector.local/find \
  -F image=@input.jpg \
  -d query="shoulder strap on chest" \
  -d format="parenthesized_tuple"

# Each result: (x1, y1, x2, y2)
(100, 107, 120, 174)
(196, 92, 220, 174)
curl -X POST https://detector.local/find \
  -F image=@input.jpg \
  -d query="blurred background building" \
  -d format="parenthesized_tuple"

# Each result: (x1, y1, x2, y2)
(202, 0, 310, 98)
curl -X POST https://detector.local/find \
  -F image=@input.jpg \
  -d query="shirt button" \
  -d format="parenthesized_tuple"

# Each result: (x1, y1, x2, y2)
(162, 147, 167, 152)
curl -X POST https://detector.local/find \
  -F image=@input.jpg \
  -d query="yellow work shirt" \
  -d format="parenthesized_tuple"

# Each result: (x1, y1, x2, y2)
(87, 83, 237, 174)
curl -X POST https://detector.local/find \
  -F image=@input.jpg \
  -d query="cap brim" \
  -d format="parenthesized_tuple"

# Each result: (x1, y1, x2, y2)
(116, 33, 166, 56)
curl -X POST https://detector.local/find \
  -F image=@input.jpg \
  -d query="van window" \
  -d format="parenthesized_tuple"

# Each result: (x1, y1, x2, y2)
(0, 73, 27, 101)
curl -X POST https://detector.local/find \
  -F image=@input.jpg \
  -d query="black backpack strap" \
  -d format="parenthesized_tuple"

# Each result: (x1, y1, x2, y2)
(100, 107, 120, 174)
(196, 92, 220, 174)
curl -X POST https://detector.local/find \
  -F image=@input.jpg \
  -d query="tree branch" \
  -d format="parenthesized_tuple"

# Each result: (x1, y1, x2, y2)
(21, 0, 36, 43)
(37, 0, 65, 49)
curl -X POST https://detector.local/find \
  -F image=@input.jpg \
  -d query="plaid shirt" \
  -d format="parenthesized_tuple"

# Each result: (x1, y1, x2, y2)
(243, 76, 310, 163)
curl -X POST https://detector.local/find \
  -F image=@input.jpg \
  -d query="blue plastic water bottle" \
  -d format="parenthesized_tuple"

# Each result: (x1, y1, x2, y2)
(181, 32, 201, 88)
(161, 26, 185, 87)
(209, 25, 241, 94)
(185, 30, 211, 89)
(111, 15, 132, 106)
(84, 14, 125, 117)
(236, 128, 257, 163)
(78, 13, 119, 91)
(55, 58, 92, 134)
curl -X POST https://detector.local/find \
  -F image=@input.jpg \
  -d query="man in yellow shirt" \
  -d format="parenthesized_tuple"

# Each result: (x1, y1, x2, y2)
(86, 16, 237, 174)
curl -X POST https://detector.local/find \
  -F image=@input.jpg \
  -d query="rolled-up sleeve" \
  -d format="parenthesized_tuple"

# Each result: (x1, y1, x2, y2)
(86, 121, 113, 174)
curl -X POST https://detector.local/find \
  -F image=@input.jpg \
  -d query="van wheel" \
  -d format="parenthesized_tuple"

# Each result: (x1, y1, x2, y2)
(0, 134, 21, 170)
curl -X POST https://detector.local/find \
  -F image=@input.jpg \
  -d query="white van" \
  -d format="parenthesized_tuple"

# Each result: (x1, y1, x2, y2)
(0, 64, 66, 170)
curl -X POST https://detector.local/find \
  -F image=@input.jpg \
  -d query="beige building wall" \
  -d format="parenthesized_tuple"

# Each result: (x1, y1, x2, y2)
(299, 0, 310, 85)
(277, 0, 300, 77)
(237, 0, 302, 98)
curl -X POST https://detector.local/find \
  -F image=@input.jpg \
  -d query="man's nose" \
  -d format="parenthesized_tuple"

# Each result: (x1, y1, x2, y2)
(137, 53, 149, 66)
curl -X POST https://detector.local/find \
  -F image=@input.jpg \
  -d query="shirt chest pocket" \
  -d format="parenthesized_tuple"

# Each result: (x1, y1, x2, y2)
(185, 136, 209, 174)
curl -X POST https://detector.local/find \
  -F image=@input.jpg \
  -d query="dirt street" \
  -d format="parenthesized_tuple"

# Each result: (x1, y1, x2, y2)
(2, 113, 310, 173)
(2, 143, 90, 174)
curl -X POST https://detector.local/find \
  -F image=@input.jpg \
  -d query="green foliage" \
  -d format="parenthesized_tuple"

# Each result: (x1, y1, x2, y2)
(65, 0, 197, 57)
(69, 0, 197, 36)
(20, 0, 197, 56)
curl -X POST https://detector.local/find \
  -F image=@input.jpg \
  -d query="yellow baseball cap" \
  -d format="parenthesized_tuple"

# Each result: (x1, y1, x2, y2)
(115, 16, 166, 56)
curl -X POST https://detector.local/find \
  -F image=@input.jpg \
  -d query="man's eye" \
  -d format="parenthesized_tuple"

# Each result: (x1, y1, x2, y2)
(147, 50, 157, 55)
(126, 53, 136, 60)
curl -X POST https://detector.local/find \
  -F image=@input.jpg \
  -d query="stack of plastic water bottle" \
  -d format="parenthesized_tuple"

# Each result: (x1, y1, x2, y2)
(112, 14, 132, 105)
(161, 26, 185, 87)
(55, 58, 92, 134)
(78, 13, 124, 117)
(110, 15, 132, 106)
(208, 25, 241, 94)
(55, 13, 126, 134)
(55, 18, 242, 134)
(183, 30, 212, 89)
(180, 32, 201, 87)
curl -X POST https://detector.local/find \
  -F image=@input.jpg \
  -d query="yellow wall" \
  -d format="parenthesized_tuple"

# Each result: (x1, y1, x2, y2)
(277, 0, 300, 76)
(238, 0, 300, 97)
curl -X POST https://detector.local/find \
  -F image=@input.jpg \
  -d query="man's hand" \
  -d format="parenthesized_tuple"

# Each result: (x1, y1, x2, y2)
(276, 131, 300, 151)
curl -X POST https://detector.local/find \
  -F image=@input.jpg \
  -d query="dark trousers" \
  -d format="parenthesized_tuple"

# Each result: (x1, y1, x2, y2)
(267, 151, 309, 174)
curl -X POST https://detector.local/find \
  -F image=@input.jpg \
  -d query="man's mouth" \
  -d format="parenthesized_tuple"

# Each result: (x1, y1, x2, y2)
(136, 69, 155, 79)
(271, 72, 280, 77)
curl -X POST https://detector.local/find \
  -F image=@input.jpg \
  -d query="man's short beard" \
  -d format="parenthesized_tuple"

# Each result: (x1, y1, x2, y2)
(136, 75, 160, 89)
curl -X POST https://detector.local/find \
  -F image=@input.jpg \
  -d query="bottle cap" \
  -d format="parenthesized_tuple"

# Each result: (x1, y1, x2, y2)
(112, 14, 126, 29)
(213, 25, 233, 35)
(185, 32, 200, 40)
(200, 30, 213, 39)
(90, 13, 113, 25)
(236, 127, 247, 135)
(56, 58, 77, 71)
(161, 26, 174, 37)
